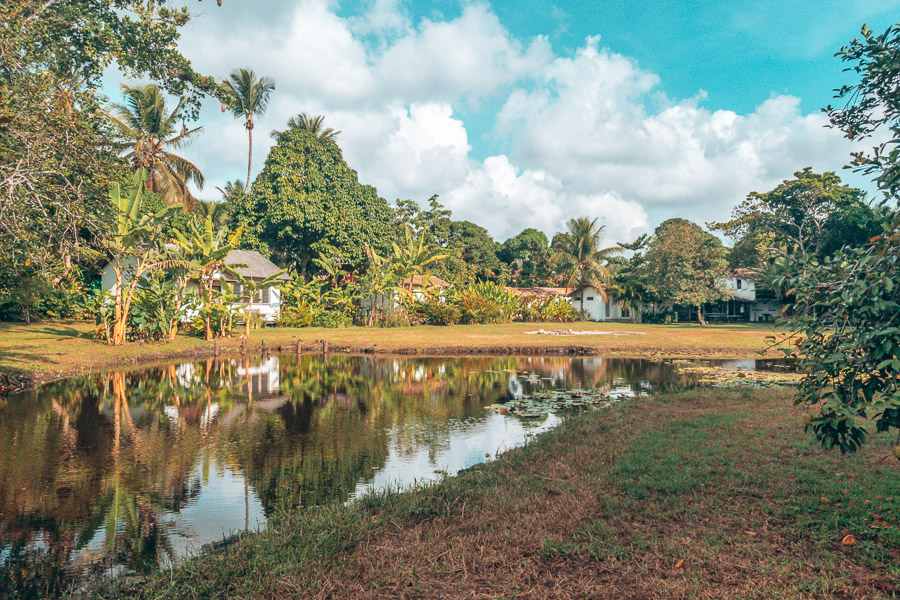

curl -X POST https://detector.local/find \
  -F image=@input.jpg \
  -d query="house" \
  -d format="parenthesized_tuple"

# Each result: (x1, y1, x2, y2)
(567, 285, 631, 321)
(507, 285, 631, 322)
(667, 269, 779, 323)
(100, 249, 289, 322)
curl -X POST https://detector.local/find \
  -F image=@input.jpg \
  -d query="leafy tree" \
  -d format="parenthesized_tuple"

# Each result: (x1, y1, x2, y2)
(499, 228, 553, 287)
(643, 219, 728, 326)
(709, 168, 877, 266)
(106, 84, 205, 210)
(0, 0, 218, 299)
(220, 68, 276, 190)
(272, 113, 340, 140)
(551, 217, 622, 313)
(773, 23, 900, 456)
(447, 221, 505, 283)
(230, 130, 395, 277)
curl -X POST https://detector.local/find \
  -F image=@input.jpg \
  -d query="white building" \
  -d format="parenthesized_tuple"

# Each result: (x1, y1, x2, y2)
(100, 249, 289, 322)
(567, 285, 631, 321)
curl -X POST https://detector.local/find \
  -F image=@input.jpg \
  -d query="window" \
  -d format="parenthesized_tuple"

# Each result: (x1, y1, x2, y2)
(736, 279, 742, 289)
(586, 296, 594, 301)
(261, 288, 270, 304)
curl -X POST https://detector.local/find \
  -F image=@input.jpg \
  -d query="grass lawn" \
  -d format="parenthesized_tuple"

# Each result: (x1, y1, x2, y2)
(117, 387, 899, 599)
(0, 320, 786, 387)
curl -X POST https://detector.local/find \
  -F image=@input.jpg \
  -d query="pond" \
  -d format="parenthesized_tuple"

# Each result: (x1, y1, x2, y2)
(0, 354, 785, 598)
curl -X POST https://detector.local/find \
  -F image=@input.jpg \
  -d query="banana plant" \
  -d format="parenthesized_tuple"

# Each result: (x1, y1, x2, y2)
(391, 227, 448, 311)
(234, 270, 287, 339)
(103, 169, 182, 345)
(172, 216, 245, 340)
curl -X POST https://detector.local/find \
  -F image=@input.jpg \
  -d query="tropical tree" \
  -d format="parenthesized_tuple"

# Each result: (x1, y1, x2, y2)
(172, 217, 244, 341)
(194, 199, 229, 228)
(230, 129, 395, 278)
(392, 228, 448, 307)
(106, 84, 205, 210)
(642, 219, 728, 326)
(217, 180, 246, 203)
(551, 217, 622, 313)
(103, 170, 181, 345)
(219, 68, 276, 190)
(272, 113, 340, 139)
(607, 281, 643, 322)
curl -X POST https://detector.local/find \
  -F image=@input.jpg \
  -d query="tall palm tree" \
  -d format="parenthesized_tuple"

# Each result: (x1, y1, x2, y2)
(271, 113, 340, 140)
(551, 217, 622, 314)
(216, 179, 246, 204)
(219, 68, 276, 190)
(106, 84, 205, 210)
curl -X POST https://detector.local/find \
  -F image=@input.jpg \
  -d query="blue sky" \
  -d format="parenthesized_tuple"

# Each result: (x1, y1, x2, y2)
(156, 0, 898, 242)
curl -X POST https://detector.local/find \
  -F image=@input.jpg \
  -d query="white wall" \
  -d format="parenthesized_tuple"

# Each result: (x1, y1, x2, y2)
(722, 277, 756, 302)
(568, 286, 627, 321)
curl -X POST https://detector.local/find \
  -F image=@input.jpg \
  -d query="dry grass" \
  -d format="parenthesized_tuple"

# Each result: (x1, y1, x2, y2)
(0, 320, 785, 387)
(124, 388, 900, 600)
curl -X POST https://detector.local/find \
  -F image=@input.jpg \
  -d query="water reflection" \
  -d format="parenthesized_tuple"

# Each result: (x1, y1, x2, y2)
(1, 354, 717, 598)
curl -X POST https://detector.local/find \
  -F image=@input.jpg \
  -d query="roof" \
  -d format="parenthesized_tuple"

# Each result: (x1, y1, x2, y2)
(507, 286, 569, 298)
(401, 274, 450, 288)
(728, 268, 763, 282)
(224, 250, 290, 281)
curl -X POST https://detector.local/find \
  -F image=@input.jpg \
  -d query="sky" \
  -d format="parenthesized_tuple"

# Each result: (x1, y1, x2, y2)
(118, 0, 900, 243)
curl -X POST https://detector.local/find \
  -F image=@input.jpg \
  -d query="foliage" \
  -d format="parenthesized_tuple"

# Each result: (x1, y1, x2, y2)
(102, 170, 181, 345)
(129, 272, 194, 342)
(414, 297, 461, 326)
(500, 228, 554, 287)
(219, 68, 276, 190)
(826, 23, 900, 199)
(231, 130, 395, 277)
(552, 217, 621, 312)
(642, 219, 728, 325)
(537, 297, 578, 322)
(450, 282, 519, 325)
(0, 0, 217, 293)
(277, 277, 356, 329)
(770, 211, 900, 453)
(272, 113, 341, 140)
(172, 216, 244, 340)
(106, 84, 205, 210)
(709, 167, 878, 266)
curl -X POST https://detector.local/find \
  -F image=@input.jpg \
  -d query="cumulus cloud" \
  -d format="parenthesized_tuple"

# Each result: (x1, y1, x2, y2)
(166, 0, 862, 243)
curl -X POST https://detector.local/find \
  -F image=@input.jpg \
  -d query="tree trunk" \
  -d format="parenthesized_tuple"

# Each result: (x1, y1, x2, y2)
(580, 294, 584, 319)
(246, 126, 253, 191)
(204, 280, 213, 341)
(697, 305, 707, 327)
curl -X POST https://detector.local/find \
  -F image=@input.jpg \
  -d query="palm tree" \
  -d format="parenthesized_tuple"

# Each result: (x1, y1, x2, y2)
(271, 113, 340, 140)
(106, 84, 205, 210)
(551, 217, 622, 314)
(216, 179, 246, 203)
(194, 199, 229, 228)
(219, 68, 276, 190)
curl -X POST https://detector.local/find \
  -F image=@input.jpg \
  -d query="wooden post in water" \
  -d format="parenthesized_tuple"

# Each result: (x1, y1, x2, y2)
(296, 339, 302, 357)
(241, 338, 247, 357)
(214, 339, 219, 357)
(322, 340, 328, 355)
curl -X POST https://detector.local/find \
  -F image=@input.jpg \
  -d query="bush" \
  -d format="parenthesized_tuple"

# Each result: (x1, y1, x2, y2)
(415, 297, 461, 326)
(538, 297, 578, 322)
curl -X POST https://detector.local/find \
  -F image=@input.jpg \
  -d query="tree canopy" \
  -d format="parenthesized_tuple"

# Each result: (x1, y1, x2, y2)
(643, 219, 728, 325)
(230, 130, 395, 277)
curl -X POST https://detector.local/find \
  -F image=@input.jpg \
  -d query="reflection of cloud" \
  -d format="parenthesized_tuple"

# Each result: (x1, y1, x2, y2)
(353, 412, 560, 498)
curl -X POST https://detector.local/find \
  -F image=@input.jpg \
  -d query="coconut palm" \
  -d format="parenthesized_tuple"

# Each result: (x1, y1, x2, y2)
(194, 199, 229, 228)
(106, 84, 205, 210)
(271, 113, 340, 140)
(216, 180, 246, 204)
(551, 217, 622, 314)
(219, 68, 276, 190)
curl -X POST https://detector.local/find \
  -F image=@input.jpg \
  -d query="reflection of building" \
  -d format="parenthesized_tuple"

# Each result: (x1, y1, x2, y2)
(237, 356, 281, 397)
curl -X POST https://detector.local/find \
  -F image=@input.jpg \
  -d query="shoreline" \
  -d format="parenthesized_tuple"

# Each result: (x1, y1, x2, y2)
(0, 320, 787, 394)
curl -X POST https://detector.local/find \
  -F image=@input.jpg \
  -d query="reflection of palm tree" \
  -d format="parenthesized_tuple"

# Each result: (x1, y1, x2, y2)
(106, 84, 205, 210)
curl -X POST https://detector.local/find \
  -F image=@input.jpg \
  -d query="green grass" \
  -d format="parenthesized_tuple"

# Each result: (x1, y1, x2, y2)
(109, 387, 899, 599)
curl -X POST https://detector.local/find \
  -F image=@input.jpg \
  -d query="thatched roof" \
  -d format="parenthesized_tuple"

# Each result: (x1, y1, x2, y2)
(224, 250, 290, 281)
(728, 268, 763, 282)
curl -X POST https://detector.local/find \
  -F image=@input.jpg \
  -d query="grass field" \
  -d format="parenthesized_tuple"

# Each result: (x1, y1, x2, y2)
(115, 387, 899, 600)
(0, 320, 787, 387)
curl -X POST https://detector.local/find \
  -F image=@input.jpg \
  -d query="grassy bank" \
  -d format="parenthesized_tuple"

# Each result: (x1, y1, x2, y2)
(0, 320, 785, 389)
(121, 387, 898, 599)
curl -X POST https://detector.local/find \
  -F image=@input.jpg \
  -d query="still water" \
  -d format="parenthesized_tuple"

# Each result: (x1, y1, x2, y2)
(0, 354, 770, 597)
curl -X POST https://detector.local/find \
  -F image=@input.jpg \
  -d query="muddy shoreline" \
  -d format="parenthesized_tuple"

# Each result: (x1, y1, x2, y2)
(0, 339, 778, 395)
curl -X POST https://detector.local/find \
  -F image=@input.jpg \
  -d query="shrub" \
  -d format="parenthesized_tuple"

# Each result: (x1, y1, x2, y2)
(539, 297, 578, 322)
(415, 297, 461, 326)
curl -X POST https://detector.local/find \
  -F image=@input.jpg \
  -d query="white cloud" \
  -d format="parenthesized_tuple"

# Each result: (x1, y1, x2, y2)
(166, 0, 863, 243)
